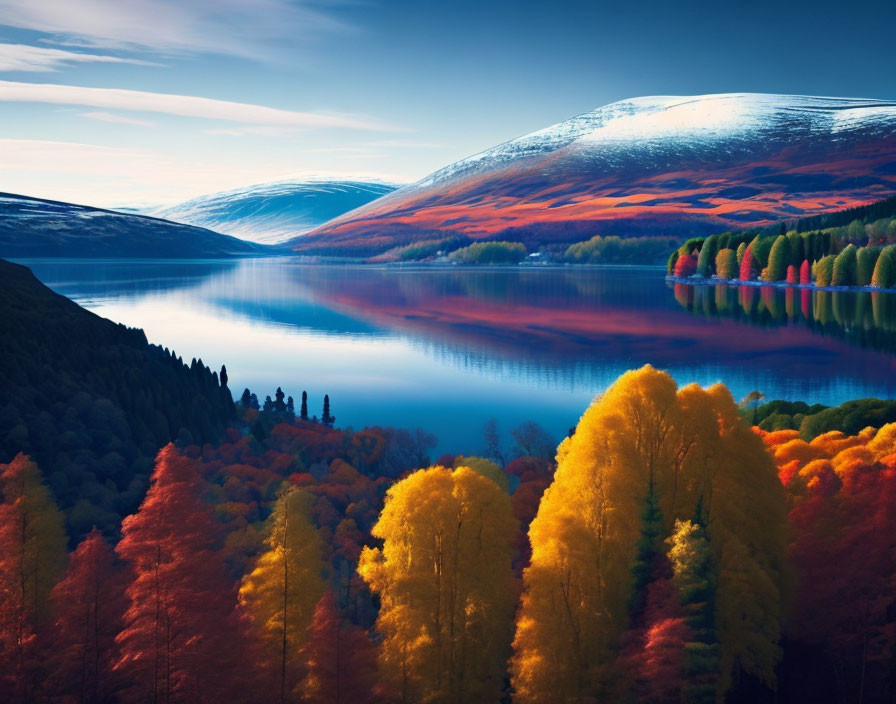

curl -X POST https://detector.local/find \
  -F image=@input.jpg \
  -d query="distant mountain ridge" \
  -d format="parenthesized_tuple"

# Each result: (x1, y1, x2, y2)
(294, 93, 896, 257)
(154, 179, 398, 244)
(0, 192, 279, 258)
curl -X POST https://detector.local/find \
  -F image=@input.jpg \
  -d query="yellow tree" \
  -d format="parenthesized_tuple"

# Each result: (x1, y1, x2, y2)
(510, 366, 788, 703)
(451, 455, 509, 492)
(358, 465, 517, 704)
(698, 383, 789, 694)
(239, 486, 326, 703)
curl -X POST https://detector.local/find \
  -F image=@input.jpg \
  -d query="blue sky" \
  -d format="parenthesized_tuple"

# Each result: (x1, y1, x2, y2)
(0, 0, 894, 207)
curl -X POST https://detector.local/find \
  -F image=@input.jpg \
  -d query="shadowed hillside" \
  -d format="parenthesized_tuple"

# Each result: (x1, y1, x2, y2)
(0, 258, 236, 537)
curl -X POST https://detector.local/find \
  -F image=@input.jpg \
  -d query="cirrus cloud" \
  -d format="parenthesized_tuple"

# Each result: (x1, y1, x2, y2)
(80, 110, 156, 127)
(0, 0, 353, 61)
(0, 43, 158, 72)
(0, 80, 393, 131)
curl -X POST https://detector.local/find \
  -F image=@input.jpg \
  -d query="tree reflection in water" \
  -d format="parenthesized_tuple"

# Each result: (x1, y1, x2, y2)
(671, 281, 896, 354)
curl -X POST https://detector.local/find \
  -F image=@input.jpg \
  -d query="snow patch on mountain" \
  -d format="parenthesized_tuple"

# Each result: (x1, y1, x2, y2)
(414, 94, 896, 190)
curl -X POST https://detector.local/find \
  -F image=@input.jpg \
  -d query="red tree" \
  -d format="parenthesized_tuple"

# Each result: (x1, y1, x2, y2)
(114, 444, 260, 704)
(50, 528, 130, 703)
(301, 591, 380, 704)
(0, 454, 67, 703)
(739, 245, 754, 281)
(0, 500, 39, 702)
(786, 264, 798, 284)
(506, 457, 553, 574)
(620, 573, 692, 703)
(673, 252, 698, 277)
(787, 453, 896, 701)
(799, 259, 811, 285)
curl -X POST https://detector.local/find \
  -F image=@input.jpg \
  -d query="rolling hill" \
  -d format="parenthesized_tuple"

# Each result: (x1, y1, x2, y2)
(153, 179, 397, 244)
(0, 192, 280, 258)
(293, 93, 896, 257)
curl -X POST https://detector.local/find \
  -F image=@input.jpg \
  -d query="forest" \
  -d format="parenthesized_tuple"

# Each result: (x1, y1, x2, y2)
(667, 196, 896, 288)
(351, 232, 682, 265)
(0, 259, 236, 538)
(2, 364, 895, 704)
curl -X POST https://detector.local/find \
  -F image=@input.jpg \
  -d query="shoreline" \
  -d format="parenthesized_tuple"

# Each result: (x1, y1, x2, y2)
(665, 274, 896, 294)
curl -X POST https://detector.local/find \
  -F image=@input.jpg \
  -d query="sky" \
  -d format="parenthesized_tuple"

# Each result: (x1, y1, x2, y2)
(0, 0, 895, 208)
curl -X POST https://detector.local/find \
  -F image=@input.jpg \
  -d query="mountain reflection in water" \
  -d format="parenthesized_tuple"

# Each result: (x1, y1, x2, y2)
(19, 259, 896, 454)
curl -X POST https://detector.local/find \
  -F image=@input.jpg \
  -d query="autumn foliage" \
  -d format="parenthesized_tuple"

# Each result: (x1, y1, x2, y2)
(50, 528, 130, 703)
(2, 370, 896, 703)
(358, 465, 517, 703)
(673, 251, 698, 277)
(0, 453, 67, 702)
(511, 367, 788, 703)
(760, 423, 896, 702)
(114, 444, 256, 703)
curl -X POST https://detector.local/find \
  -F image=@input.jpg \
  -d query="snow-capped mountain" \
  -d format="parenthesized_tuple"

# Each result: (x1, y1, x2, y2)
(0, 193, 279, 258)
(296, 94, 896, 256)
(154, 179, 397, 244)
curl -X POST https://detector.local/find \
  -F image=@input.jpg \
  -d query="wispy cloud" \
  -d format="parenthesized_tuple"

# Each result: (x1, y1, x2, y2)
(0, 80, 392, 131)
(80, 110, 156, 127)
(204, 125, 302, 137)
(0, 0, 353, 61)
(0, 43, 158, 72)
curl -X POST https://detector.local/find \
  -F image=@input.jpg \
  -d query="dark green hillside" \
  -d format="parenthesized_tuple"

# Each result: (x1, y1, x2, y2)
(0, 258, 235, 537)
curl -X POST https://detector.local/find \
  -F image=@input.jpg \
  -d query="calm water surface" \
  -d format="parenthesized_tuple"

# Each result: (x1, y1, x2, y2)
(19, 258, 896, 455)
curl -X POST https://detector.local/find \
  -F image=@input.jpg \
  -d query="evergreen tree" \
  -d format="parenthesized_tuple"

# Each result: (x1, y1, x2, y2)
(667, 518, 720, 704)
(746, 235, 769, 270)
(300, 391, 309, 421)
(847, 219, 865, 242)
(249, 392, 260, 410)
(667, 250, 679, 275)
(630, 484, 665, 619)
(696, 235, 718, 277)
(856, 246, 881, 286)
(871, 245, 896, 288)
(251, 419, 267, 443)
(240, 388, 252, 407)
(815, 255, 835, 286)
(322, 395, 334, 426)
(832, 244, 858, 286)
(274, 387, 286, 413)
(765, 235, 790, 282)
(286, 396, 295, 415)
(263, 395, 274, 412)
(219, 365, 228, 388)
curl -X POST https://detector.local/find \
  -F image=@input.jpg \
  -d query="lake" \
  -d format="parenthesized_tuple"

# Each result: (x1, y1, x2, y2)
(18, 258, 896, 456)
